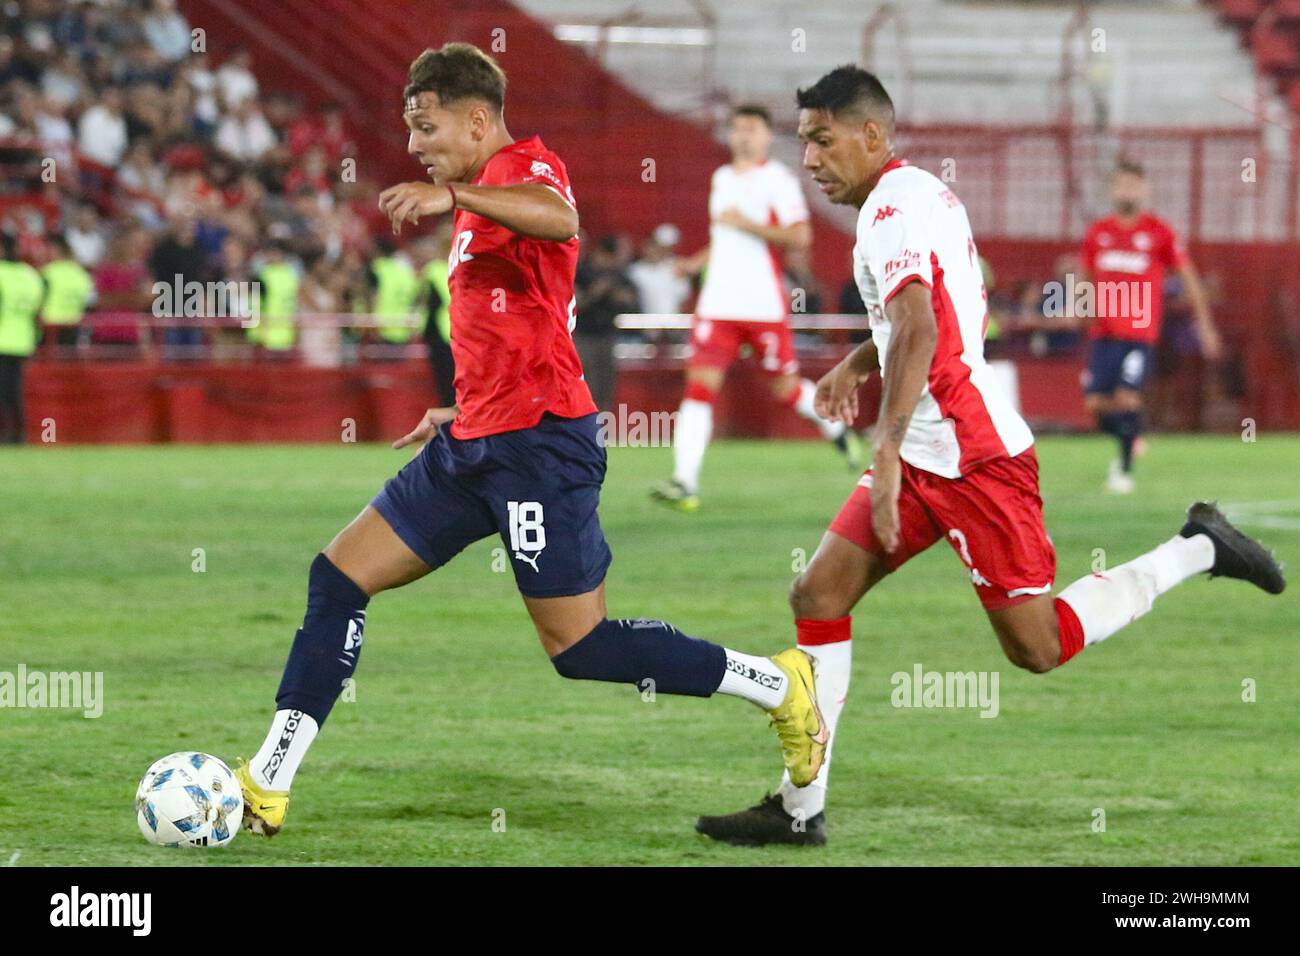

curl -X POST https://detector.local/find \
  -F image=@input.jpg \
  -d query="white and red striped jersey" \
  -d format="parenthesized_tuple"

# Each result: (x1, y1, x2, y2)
(695, 159, 809, 322)
(853, 159, 1033, 478)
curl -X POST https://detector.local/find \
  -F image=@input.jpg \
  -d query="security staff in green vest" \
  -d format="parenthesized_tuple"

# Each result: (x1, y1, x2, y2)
(251, 244, 299, 352)
(40, 234, 94, 347)
(421, 227, 455, 405)
(0, 233, 46, 443)
(369, 239, 421, 345)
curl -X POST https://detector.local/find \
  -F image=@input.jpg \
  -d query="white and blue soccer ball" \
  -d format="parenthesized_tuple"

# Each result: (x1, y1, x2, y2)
(135, 752, 243, 848)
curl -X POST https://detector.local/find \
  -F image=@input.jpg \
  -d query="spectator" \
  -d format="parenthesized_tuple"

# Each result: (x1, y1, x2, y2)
(143, 0, 192, 63)
(216, 46, 259, 109)
(574, 234, 639, 410)
(40, 233, 95, 347)
(628, 223, 690, 316)
(214, 97, 277, 163)
(90, 226, 153, 346)
(41, 52, 85, 110)
(77, 87, 129, 166)
(149, 215, 213, 351)
(180, 51, 221, 129)
(65, 205, 107, 268)
(0, 232, 45, 443)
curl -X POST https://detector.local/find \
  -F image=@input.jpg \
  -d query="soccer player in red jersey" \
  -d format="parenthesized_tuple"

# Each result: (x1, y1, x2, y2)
(696, 66, 1283, 847)
(1079, 160, 1222, 493)
(233, 44, 829, 836)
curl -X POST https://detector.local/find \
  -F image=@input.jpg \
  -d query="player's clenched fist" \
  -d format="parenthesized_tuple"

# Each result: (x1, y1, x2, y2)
(378, 182, 455, 235)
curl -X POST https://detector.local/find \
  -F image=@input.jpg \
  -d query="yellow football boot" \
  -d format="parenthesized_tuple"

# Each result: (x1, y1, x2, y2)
(234, 759, 290, 837)
(766, 649, 829, 787)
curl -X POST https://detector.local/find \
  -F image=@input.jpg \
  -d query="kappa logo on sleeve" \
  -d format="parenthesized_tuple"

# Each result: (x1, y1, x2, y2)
(871, 205, 900, 226)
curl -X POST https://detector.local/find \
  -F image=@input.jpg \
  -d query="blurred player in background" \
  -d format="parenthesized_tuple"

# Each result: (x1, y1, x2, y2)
(1080, 160, 1221, 494)
(234, 44, 829, 837)
(652, 105, 863, 513)
(696, 66, 1284, 847)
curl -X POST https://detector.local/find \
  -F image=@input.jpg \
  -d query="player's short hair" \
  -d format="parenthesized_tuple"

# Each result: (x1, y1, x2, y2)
(731, 104, 772, 127)
(796, 65, 894, 129)
(1114, 158, 1146, 179)
(404, 42, 507, 114)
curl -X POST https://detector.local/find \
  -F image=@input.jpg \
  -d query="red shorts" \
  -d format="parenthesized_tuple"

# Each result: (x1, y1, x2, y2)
(689, 318, 798, 376)
(828, 449, 1056, 611)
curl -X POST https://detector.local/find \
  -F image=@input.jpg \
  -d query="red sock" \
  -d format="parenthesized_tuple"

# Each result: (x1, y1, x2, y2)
(1055, 598, 1085, 665)
(684, 381, 716, 404)
(795, 616, 851, 646)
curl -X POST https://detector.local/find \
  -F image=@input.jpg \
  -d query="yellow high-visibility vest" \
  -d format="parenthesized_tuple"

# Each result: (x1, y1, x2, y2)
(423, 258, 451, 343)
(39, 258, 93, 325)
(0, 261, 45, 357)
(372, 256, 421, 344)
(251, 261, 299, 350)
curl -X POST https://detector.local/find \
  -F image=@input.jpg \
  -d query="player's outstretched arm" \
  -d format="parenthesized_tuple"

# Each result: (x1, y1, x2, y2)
(450, 183, 578, 242)
(378, 182, 578, 242)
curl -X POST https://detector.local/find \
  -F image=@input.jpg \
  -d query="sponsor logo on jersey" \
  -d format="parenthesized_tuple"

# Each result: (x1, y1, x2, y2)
(883, 250, 923, 283)
(1095, 249, 1151, 274)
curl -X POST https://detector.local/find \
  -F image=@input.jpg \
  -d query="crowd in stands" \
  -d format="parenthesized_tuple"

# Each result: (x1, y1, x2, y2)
(2, 0, 1200, 424)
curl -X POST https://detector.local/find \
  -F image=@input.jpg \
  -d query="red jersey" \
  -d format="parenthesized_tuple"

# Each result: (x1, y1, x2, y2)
(1080, 212, 1188, 344)
(446, 136, 594, 439)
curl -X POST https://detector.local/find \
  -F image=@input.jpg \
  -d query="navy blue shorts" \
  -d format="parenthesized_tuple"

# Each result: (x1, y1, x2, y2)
(1082, 338, 1153, 395)
(371, 412, 612, 598)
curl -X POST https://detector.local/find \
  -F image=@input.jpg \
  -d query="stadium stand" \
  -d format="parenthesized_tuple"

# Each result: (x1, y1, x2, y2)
(4, 0, 1300, 441)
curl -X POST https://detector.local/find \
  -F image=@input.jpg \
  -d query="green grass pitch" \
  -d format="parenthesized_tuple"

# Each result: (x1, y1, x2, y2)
(1, 434, 1297, 866)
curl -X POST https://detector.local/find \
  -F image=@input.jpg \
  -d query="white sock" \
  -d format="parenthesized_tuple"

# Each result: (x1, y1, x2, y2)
(672, 397, 713, 494)
(250, 709, 320, 791)
(717, 649, 788, 709)
(1057, 533, 1214, 647)
(778, 636, 852, 817)
(792, 379, 845, 440)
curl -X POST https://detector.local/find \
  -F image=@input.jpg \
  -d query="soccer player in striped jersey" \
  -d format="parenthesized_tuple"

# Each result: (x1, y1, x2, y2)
(696, 66, 1284, 847)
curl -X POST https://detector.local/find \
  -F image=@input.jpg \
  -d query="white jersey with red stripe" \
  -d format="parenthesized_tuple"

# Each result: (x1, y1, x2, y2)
(853, 159, 1033, 478)
(695, 159, 809, 322)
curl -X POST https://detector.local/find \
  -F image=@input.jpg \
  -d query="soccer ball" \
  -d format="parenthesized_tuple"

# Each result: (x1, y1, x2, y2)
(135, 752, 243, 848)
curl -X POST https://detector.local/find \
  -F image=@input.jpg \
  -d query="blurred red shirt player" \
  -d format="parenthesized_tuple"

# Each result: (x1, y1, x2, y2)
(1078, 160, 1221, 493)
